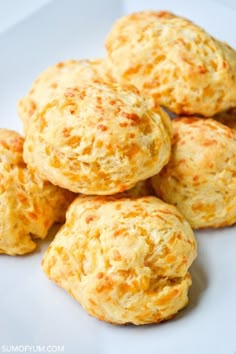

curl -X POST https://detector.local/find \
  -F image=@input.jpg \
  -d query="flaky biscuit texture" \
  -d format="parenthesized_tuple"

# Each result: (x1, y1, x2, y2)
(18, 59, 113, 133)
(42, 195, 196, 325)
(106, 11, 236, 116)
(152, 118, 236, 228)
(24, 82, 172, 195)
(0, 129, 74, 255)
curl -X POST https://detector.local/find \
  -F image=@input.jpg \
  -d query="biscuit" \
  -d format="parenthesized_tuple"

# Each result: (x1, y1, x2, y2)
(0, 129, 74, 256)
(106, 11, 236, 116)
(24, 82, 172, 195)
(42, 195, 196, 325)
(18, 58, 113, 133)
(214, 108, 236, 130)
(151, 117, 236, 228)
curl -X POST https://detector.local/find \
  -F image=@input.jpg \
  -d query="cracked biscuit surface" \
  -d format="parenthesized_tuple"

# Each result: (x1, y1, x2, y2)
(18, 58, 113, 133)
(106, 11, 236, 116)
(24, 82, 172, 195)
(42, 195, 196, 325)
(0, 129, 74, 255)
(151, 117, 236, 228)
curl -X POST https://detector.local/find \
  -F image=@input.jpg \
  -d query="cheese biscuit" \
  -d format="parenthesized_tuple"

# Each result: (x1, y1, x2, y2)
(42, 195, 196, 325)
(152, 117, 236, 228)
(24, 82, 172, 195)
(106, 11, 236, 116)
(0, 129, 74, 255)
(18, 58, 113, 133)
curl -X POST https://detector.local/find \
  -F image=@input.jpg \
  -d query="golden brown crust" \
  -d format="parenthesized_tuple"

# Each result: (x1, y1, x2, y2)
(42, 195, 196, 325)
(151, 117, 236, 228)
(24, 82, 172, 195)
(0, 129, 74, 256)
(106, 11, 236, 116)
(18, 58, 114, 133)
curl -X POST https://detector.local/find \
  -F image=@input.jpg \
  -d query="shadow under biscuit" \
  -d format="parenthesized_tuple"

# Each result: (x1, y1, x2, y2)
(167, 236, 208, 324)
(34, 223, 63, 255)
(178, 259, 208, 318)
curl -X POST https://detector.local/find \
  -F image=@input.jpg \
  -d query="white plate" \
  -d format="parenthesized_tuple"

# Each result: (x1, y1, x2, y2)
(0, 1, 235, 354)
